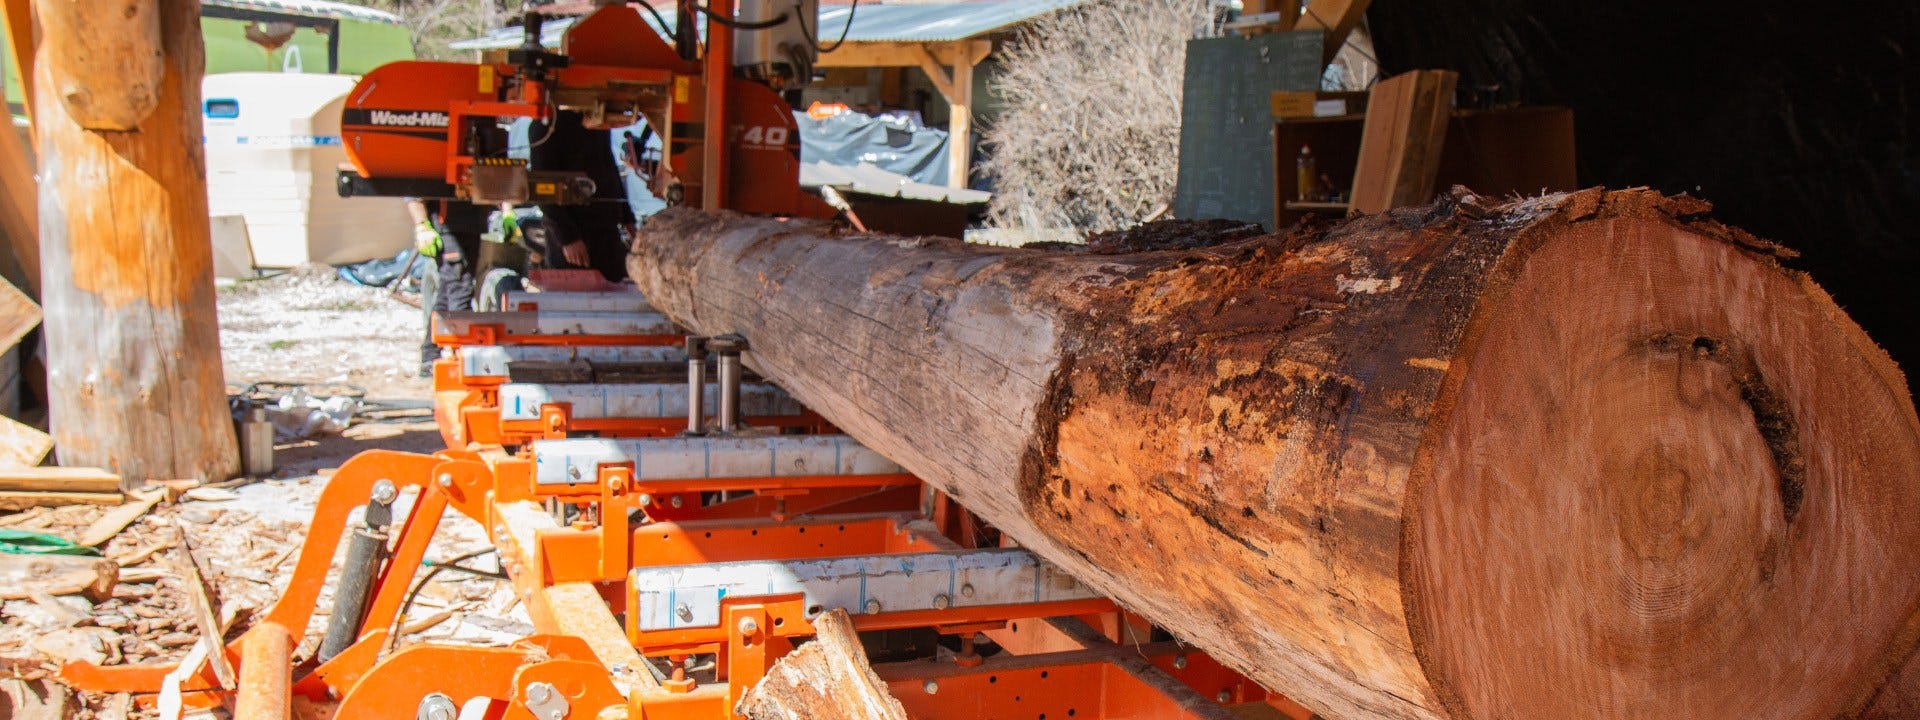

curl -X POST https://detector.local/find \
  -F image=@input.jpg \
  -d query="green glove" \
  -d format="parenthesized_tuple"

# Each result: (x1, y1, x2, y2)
(0, 528, 99, 556)
(499, 209, 521, 244)
(414, 221, 443, 255)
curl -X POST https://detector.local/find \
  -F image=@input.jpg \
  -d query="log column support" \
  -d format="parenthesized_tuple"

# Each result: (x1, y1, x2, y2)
(32, 0, 238, 485)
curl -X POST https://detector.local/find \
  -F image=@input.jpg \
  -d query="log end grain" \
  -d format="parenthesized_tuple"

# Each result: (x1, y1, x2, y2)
(1403, 191, 1920, 719)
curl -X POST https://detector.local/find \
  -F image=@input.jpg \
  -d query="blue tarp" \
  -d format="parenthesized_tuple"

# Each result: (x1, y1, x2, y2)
(797, 110, 948, 187)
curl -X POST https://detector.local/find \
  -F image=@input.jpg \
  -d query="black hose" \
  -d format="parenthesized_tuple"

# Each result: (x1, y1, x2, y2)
(380, 547, 501, 654)
(796, 0, 858, 54)
(636, 0, 674, 40)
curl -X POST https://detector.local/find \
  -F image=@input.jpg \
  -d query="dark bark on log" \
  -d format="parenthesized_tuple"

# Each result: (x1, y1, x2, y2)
(33, 1, 238, 485)
(629, 188, 1920, 720)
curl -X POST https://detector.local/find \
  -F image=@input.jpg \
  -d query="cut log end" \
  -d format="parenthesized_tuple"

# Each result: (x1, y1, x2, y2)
(1404, 213, 1920, 719)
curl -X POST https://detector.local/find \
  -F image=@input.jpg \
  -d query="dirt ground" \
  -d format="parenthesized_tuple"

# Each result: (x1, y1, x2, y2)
(0, 269, 534, 718)
(216, 265, 431, 402)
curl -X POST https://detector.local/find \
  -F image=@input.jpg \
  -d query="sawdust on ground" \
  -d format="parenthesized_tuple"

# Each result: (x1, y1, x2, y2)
(0, 268, 532, 718)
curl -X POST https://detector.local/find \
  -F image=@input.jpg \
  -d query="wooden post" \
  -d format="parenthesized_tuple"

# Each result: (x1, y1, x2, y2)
(1, 0, 32, 120)
(32, 0, 239, 485)
(0, 0, 37, 297)
(913, 41, 989, 190)
(947, 47, 974, 190)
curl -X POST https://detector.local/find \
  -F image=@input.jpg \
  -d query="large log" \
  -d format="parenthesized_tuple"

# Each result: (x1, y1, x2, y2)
(33, 0, 239, 484)
(629, 189, 1920, 720)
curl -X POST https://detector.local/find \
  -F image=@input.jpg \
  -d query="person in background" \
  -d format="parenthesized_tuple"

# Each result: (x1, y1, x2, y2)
(530, 109, 635, 284)
(408, 197, 494, 377)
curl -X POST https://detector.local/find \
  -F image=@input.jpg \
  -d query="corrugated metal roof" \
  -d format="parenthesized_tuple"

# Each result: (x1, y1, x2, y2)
(203, 0, 405, 25)
(818, 0, 1082, 43)
(801, 161, 992, 204)
(450, 0, 1084, 51)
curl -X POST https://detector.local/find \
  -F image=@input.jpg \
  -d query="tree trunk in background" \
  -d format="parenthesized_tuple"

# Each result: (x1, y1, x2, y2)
(630, 188, 1920, 720)
(34, 0, 238, 485)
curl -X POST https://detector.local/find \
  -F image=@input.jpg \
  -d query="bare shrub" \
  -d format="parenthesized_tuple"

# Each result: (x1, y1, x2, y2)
(349, 0, 508, 60)
(982, 0, 1220, 233)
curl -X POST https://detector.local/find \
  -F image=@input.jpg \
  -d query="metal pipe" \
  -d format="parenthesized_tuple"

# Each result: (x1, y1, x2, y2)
(234, 622, 292, 720)
(684, 336, 709, 435)
(711, 334, 746, 432)
(701, 0, 733, 209)
(316, 480, 396, 662)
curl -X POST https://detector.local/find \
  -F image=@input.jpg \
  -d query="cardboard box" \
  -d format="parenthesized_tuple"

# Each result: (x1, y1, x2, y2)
(1271, 91, 1369, 119)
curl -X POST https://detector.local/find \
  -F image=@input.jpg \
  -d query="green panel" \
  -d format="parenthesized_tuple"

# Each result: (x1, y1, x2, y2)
(204, 16, 413, 75)
(1, 20, 19, 116)
(1174, 32, 1323, 228)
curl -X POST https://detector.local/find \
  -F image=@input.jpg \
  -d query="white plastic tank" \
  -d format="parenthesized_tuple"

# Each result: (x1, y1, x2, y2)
(202, 72, 413, 268)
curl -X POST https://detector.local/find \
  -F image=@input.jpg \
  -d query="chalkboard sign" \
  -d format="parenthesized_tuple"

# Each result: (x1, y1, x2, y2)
(1175, 32, 1324, 228)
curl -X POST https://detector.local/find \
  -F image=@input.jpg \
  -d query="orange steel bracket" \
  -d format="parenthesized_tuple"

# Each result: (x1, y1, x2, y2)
(598, 463, 632, 582)
(60, 450, 486, 696)
(722, 601, 792, 713)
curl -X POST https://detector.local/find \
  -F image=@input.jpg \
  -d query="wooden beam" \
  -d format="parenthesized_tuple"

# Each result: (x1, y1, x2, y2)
(1349, 69, 1456, 214)
(0, 490, 119, 509)
(0, 109, 38, 298)
(0, 0, 40, 303)
(1, 0, 31, 121)
(815, 40, 988, 69)
(946, 44, 986, 189)
(0, 466, 117, 492)
(538, 583, 663, 694)
(907, 41, 991, 190)
(910, 44, 957, 104)
(1295, 0, 1372, 64)
(33, 0, 239, 484)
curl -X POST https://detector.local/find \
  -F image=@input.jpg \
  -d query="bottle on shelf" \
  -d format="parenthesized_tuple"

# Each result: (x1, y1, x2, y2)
(1296, 145, 1317, 202)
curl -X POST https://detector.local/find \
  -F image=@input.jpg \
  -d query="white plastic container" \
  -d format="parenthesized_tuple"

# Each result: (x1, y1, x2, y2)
(202, 72, 413, 267)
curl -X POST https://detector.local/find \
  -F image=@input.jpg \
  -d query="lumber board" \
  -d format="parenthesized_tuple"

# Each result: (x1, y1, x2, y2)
(0, 490, 120, 509)
(77, 488, 162, 547)
(173, 528, 235, 689)
(0, 124, 36, 299)
(0, 413, 51, 469)
(630, 189, 1920, 720)
(0, 466, 120, 493)
(1350, 69, 1457, 214)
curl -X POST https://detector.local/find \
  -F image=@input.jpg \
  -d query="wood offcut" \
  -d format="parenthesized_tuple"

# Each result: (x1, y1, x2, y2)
(736, 609, 909, 720)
